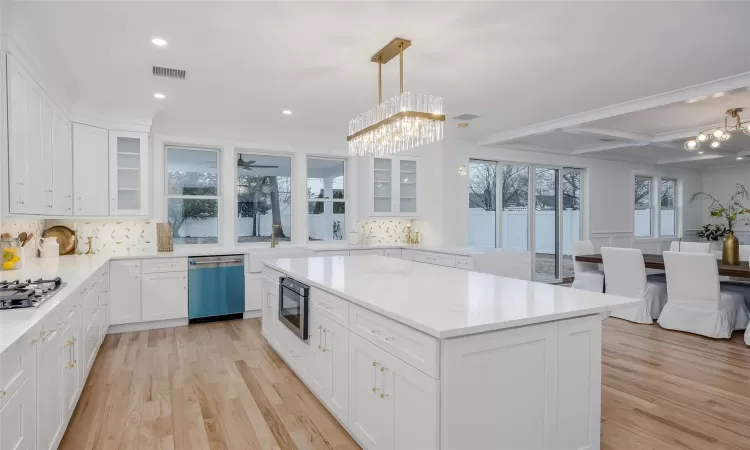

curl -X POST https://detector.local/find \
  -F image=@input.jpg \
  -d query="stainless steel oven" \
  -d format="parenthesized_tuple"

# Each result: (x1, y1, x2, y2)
(278, 277, 310, 341)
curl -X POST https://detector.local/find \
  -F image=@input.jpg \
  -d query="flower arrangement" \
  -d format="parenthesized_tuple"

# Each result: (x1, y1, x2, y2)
(689, 184, 750, 233)
(696, 224, 728, 242)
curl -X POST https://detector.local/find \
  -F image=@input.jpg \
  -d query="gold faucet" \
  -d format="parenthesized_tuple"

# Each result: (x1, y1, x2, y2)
(270, 224, 281, 248)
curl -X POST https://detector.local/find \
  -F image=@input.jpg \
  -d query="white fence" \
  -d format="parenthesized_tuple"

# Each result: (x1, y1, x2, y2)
(469, 208, 581, 255)
(634, 209, 676, 237)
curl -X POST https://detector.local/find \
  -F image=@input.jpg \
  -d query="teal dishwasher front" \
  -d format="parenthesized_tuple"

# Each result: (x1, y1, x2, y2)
(188, 255, 245, 323)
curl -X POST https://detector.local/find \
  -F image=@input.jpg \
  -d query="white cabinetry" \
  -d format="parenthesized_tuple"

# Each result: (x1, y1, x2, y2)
(109, 130, 148, 215)
(261, 277, 278, 341)
(348, 333, 438, 450)
(0, 377, 35, 450)
(141, 272, 188, 321)
(7, 54, 72, 216)
(72, 123, 109, 216)
(37, 327, 64, 450)
(310, 312, 348, 424)
(109, 260, 141, 324)
(245, 273, 263, 312)
(368, 156, 420, 217)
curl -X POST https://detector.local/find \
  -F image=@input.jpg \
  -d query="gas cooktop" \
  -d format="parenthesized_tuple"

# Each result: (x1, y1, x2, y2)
(0, 277, 66, 310)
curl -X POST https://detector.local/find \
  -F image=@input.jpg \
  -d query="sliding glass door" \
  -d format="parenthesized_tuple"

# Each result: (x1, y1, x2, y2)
(468, 161, 584, 283)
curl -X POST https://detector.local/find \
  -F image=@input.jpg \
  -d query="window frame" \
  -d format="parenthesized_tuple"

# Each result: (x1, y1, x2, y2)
(659, 178, 678, 238)
(633, 174, 680, 240)
(306, 156, 347, 242)
(164, 145, 222, 247)
(234, 149, 294, 245)
(634, 175, 653, 238)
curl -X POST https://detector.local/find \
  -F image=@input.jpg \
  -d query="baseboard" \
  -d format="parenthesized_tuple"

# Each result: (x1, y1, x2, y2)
(107, 318, 189, 334)
(243, 310, 262, 319)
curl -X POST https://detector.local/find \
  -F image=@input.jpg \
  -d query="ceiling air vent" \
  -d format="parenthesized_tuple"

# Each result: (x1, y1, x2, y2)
(452, 113, 480, 121)
(152, 66, 187, 80)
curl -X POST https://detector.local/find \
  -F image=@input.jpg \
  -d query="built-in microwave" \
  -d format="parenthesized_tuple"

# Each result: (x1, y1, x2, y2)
(278, 277, 310, 341)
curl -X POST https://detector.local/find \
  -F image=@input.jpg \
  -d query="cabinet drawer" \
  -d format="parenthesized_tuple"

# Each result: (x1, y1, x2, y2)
(411, 251, 456, 268)
(142, 258, 187, 274)
(262, 266, 285, 283)
(454, 256, 475, 270)
(349, 304, 439, 378)
(350, 249, 385, 256)
(384, 249, 402, 259)
(0, 327, 37, 409)
(311, 287, 349, 327)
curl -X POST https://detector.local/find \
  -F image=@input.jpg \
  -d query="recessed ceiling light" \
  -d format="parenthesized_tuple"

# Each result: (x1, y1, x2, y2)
(737, 156, 744, 160)
(282, 110, 292, 115)
(152, 38, 168, 47)
(154, 92, 165, 99)
(698, 151, 704, 154)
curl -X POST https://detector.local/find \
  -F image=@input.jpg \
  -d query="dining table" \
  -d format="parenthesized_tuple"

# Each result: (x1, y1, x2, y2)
(575, 254, 750, 279)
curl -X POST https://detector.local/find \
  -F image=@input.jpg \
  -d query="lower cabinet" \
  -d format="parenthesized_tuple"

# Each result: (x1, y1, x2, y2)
(0, 377, 35, 450)
(348, 333, 439, 450)
(141, 272, 188, 321)
(109, 260, 141, 325)
(261, 278, 278, 341)
(245, 273, 263, 312)
(37, 332, 64, 450)
(60, 318, 80, 422)
(310, 312, 349, 424)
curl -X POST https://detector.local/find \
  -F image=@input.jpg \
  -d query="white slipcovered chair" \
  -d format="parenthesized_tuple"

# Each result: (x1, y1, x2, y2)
(571, 240, 604, 292)
(740, 244, 750, 262)
(658, 251, 750, 339)
(473, 251, 532, 280)
(601, 247, 668, 324)
(669, 241, 711, 253)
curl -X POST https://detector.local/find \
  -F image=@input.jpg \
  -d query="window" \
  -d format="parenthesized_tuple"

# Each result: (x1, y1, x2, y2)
(236, 152, 292, 243)
(307, 157, 346, 241)
(634, 176, 652, 237)
(660, 179, 677, 236)
(166, 147, 220, 245)
(468, 160, 497, 247)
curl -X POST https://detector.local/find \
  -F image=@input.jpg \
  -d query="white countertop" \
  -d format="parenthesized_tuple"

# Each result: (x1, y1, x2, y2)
(0, 243, 498, 353)
(266, 255, 639, 339)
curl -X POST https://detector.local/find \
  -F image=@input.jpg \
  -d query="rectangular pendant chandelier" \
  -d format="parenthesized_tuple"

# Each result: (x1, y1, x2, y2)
(347, 38, 445, 157)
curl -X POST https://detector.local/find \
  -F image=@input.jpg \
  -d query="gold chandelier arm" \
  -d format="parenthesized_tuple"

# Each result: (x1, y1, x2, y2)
(378, 57, 382, 106)
(399, 43, 404, 94)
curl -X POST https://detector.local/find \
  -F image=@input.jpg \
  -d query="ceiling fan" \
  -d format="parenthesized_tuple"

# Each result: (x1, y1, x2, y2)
(237, 154, 279, 171)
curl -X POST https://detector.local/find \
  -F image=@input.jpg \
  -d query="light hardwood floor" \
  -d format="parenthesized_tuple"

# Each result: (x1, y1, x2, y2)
(60, 317, 750, 450)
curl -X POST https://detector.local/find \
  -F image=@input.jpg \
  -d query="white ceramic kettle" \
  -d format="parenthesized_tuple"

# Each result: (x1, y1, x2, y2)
(39, 236, 60, 258)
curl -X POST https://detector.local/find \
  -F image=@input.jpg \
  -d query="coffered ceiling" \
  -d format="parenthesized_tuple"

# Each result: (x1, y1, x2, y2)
(3, 1, 750, 163)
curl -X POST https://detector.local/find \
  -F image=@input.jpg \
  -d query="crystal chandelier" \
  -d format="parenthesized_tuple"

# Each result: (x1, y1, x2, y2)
(348, 38, 445, 157)
(684, 108, 750, 152)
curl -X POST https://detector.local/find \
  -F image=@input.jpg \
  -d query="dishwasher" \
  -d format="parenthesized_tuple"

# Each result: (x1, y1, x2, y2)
(188, 254, 245, 323)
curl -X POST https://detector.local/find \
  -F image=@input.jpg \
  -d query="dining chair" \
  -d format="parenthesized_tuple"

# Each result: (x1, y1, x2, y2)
(571, 240, 604, 292)
(658, 251, 749, 339)
(669, 241, 711, 253)
(601, 247, 668, 324)
(740, 244, 750, 262)
(473, 251, 532, 280)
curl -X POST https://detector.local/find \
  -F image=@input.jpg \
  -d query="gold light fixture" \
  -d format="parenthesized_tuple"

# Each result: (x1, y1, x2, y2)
(348, 38, 445, 157)
(684, 108, 750, 152)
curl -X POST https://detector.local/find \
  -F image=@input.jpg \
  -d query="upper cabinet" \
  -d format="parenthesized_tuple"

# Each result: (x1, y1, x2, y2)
(72, 123, 109, 216)
(368, 156, 420, 217)
(109, 131, 148, 215)
(7, 54, 72, 215)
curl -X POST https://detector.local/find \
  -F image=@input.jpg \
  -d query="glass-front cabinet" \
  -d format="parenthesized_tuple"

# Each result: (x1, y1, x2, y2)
(109, 130, 149, 215)
(370, 156, 419, 217)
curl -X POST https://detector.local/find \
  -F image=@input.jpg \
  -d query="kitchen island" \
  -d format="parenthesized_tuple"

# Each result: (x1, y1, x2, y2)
(262, 255, 638, 450)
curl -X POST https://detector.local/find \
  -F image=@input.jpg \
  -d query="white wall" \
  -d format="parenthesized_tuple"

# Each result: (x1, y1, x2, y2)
(700, 165, 750, 244)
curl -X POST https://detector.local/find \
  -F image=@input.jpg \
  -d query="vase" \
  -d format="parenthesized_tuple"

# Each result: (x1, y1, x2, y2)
(722, 232, 740, 265)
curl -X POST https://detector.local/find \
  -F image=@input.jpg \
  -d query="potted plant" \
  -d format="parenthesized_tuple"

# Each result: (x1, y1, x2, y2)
(690, 184, 750, 265)
(696, 224, 728, 251)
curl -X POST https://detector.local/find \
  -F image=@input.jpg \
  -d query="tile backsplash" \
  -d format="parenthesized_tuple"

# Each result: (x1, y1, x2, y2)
(44, 219, 157, 254)
(357, 219, 426, 245)
(0, 218, 46, 257)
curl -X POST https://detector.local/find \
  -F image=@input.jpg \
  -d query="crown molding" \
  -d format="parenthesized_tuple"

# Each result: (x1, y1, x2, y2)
(479, 71, 750, 147)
